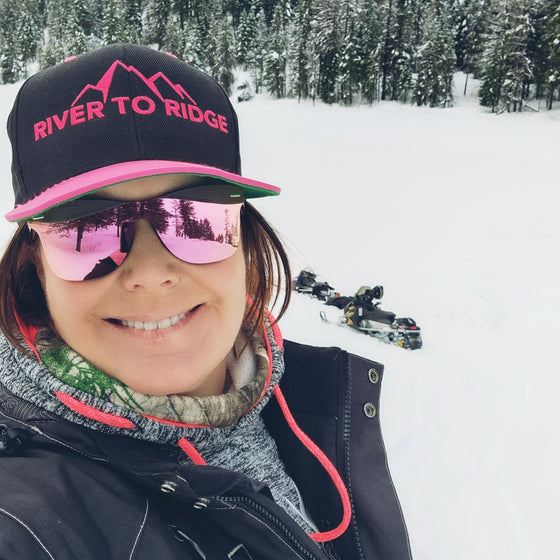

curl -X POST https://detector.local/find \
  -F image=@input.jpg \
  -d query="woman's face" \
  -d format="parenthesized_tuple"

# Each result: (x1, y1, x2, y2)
(35, 175, 247, 397)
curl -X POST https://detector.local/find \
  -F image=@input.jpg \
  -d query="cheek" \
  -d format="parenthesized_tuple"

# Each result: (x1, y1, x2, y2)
(211, 249, 247, 328)
(38, 250, 99, 333)
(225, 250, 247, 311)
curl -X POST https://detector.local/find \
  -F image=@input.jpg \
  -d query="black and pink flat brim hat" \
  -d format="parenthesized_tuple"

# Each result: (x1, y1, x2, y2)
(6, 44, 280, 222)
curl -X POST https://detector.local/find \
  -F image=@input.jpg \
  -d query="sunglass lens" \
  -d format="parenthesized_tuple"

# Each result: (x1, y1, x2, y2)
(31, 200, 242, 281)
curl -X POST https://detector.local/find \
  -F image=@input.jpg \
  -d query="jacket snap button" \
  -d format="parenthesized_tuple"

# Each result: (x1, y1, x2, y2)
(160, 481, 178, 493)
(193, 498, 210, 509)
(363, 402, 376, 418)
(368, 368, 379, 384)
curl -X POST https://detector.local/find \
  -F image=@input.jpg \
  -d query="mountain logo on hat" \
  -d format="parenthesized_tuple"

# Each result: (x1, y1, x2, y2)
(33, 59, 229, 143)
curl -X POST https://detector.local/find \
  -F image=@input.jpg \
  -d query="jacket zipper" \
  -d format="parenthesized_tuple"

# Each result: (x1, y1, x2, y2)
(341, 356, 365, 559)
(220, 496, 323, 560)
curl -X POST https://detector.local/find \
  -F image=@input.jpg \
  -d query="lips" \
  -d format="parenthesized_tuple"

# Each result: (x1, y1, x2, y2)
(108, 305, 202, 331)
(120, 312, 186, 331)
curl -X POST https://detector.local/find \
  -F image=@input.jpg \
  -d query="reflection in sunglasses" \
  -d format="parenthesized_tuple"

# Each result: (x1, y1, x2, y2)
(30, 199, 242, 281)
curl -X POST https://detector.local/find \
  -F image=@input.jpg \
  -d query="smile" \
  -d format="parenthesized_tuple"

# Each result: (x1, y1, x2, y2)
(118, 312, 187, 331)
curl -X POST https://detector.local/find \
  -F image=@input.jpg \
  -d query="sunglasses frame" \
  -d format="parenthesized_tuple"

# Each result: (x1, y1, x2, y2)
(29, 192, 244, 281)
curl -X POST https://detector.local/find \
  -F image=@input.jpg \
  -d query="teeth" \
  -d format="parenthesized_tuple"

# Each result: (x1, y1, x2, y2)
(121, 313, 186, 330)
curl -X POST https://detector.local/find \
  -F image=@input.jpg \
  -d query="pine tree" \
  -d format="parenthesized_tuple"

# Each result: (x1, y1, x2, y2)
(339, 15, 363, 104)
(162, 13, 184, 55)
(501, 0, 534, 112)
(264, 4, 287, 97)
(172, 0, 192, 29)
(389, 0, 415, 102)
(237, 7, 257, 67)
(314, 0, 343, 103)
(378, 0, 398, 100)
(0, 0, 21, 83)
(121, 0, 143, 43)
(46, 0, 67, 43)
(144, 0, 172, 47)
(181, 20, 205, 68)
(103, 0, 121, 45)
(452, 0, 489, 78)
(66, 0, 89, 55)
(479, 0, 507, 111)
(289, 0, 313, 100)
(249, 7, 268, 93)
(414, 0, 456, 107)
(40, 37, 65, 69)
(360, 0, 381, 103)
(71, 0, 94, 36)
(212, 14, 236, 95)
(41, 0, 68, 68)
(542, 0, 560, 108)
(18, 0, 44, 65)
(204, 12, 219, 75)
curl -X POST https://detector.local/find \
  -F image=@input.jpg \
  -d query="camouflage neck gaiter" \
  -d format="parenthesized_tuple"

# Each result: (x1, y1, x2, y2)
(35, 327, 270, 428)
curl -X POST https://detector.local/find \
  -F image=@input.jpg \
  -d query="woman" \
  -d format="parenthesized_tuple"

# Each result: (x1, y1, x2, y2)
(0, 44, 411, 559)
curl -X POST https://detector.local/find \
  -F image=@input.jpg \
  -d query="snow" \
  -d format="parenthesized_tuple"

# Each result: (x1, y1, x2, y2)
(0, 74, 558, 559)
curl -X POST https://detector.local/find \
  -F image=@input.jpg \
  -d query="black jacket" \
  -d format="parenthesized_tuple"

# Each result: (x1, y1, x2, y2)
(0, 339, 411, 559)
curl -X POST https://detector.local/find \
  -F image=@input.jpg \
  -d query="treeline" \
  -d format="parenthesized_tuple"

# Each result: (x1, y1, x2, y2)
(0, 1, 559, 112)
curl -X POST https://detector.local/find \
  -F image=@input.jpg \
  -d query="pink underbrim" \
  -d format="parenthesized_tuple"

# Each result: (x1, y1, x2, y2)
(6, 160, 281, 222)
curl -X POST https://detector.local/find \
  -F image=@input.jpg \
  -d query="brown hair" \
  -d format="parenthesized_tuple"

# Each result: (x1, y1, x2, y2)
(241, 202, 292, 335)
(0, 203, 291, 356)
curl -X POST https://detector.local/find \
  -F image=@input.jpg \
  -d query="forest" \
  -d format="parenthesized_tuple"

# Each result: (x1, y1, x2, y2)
(0, 0, 558, 112)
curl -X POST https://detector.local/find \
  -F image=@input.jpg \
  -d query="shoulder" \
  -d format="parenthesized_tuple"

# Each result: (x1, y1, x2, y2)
(279, 339, 385, 419)
(283, 338, 384, 382)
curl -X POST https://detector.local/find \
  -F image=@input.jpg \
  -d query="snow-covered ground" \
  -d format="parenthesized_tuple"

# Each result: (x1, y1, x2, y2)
(0, 74, 558, 559)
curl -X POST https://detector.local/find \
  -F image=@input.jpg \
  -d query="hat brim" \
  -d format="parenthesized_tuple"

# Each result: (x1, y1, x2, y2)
(6, 160, 280, 222)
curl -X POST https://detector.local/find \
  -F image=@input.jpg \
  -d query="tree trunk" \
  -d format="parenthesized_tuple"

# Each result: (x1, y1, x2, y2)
(75, 226, 84, 252)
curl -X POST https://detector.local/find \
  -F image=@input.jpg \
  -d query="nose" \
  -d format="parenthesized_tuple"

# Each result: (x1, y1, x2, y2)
(118, 220, 181, 291)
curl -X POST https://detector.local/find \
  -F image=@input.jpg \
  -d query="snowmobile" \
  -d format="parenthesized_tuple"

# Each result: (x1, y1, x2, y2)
(292, 269, 317, 294)
(338, 286, 422, 350)
(325, 293, 354, 310)
(293, 270, 335, 301)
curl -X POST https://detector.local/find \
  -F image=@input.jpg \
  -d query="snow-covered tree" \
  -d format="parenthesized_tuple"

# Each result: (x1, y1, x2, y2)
(264, 4, 287, 97)
(501, 0, 534, 111)
(541, 0, 560, 108)
(46, 0, 67, 42)
(376, 0, 415, 102)
(103, 0, 122, 45)
(479, 1, 507, 111)
(0, 0, 21, 82)
(360, 0, 381, 103)
(289, 0, 313, 100)
(390, 0, 415, 102)
(207, 14, 236, 94)
(162, 13, 184, 55)
(313, 0, 344, 103)
(173, 0, 193, 29)
(237, 7, 257, 66)
(339, 15, 364, 104)
(144, 0, 172, 47)
(248, 7, 268, 93)
(40, 0, 69, 68)
(181, 20, 205, 68)
(18, 0, 44, 64)
(378, 0, 398, 100)
(65, 0, 89, 55)
(414, 0, 456, 107)
(452, 0, 486, 73)
(479, 0, 535, 112)
(121, 0, 143, 43)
